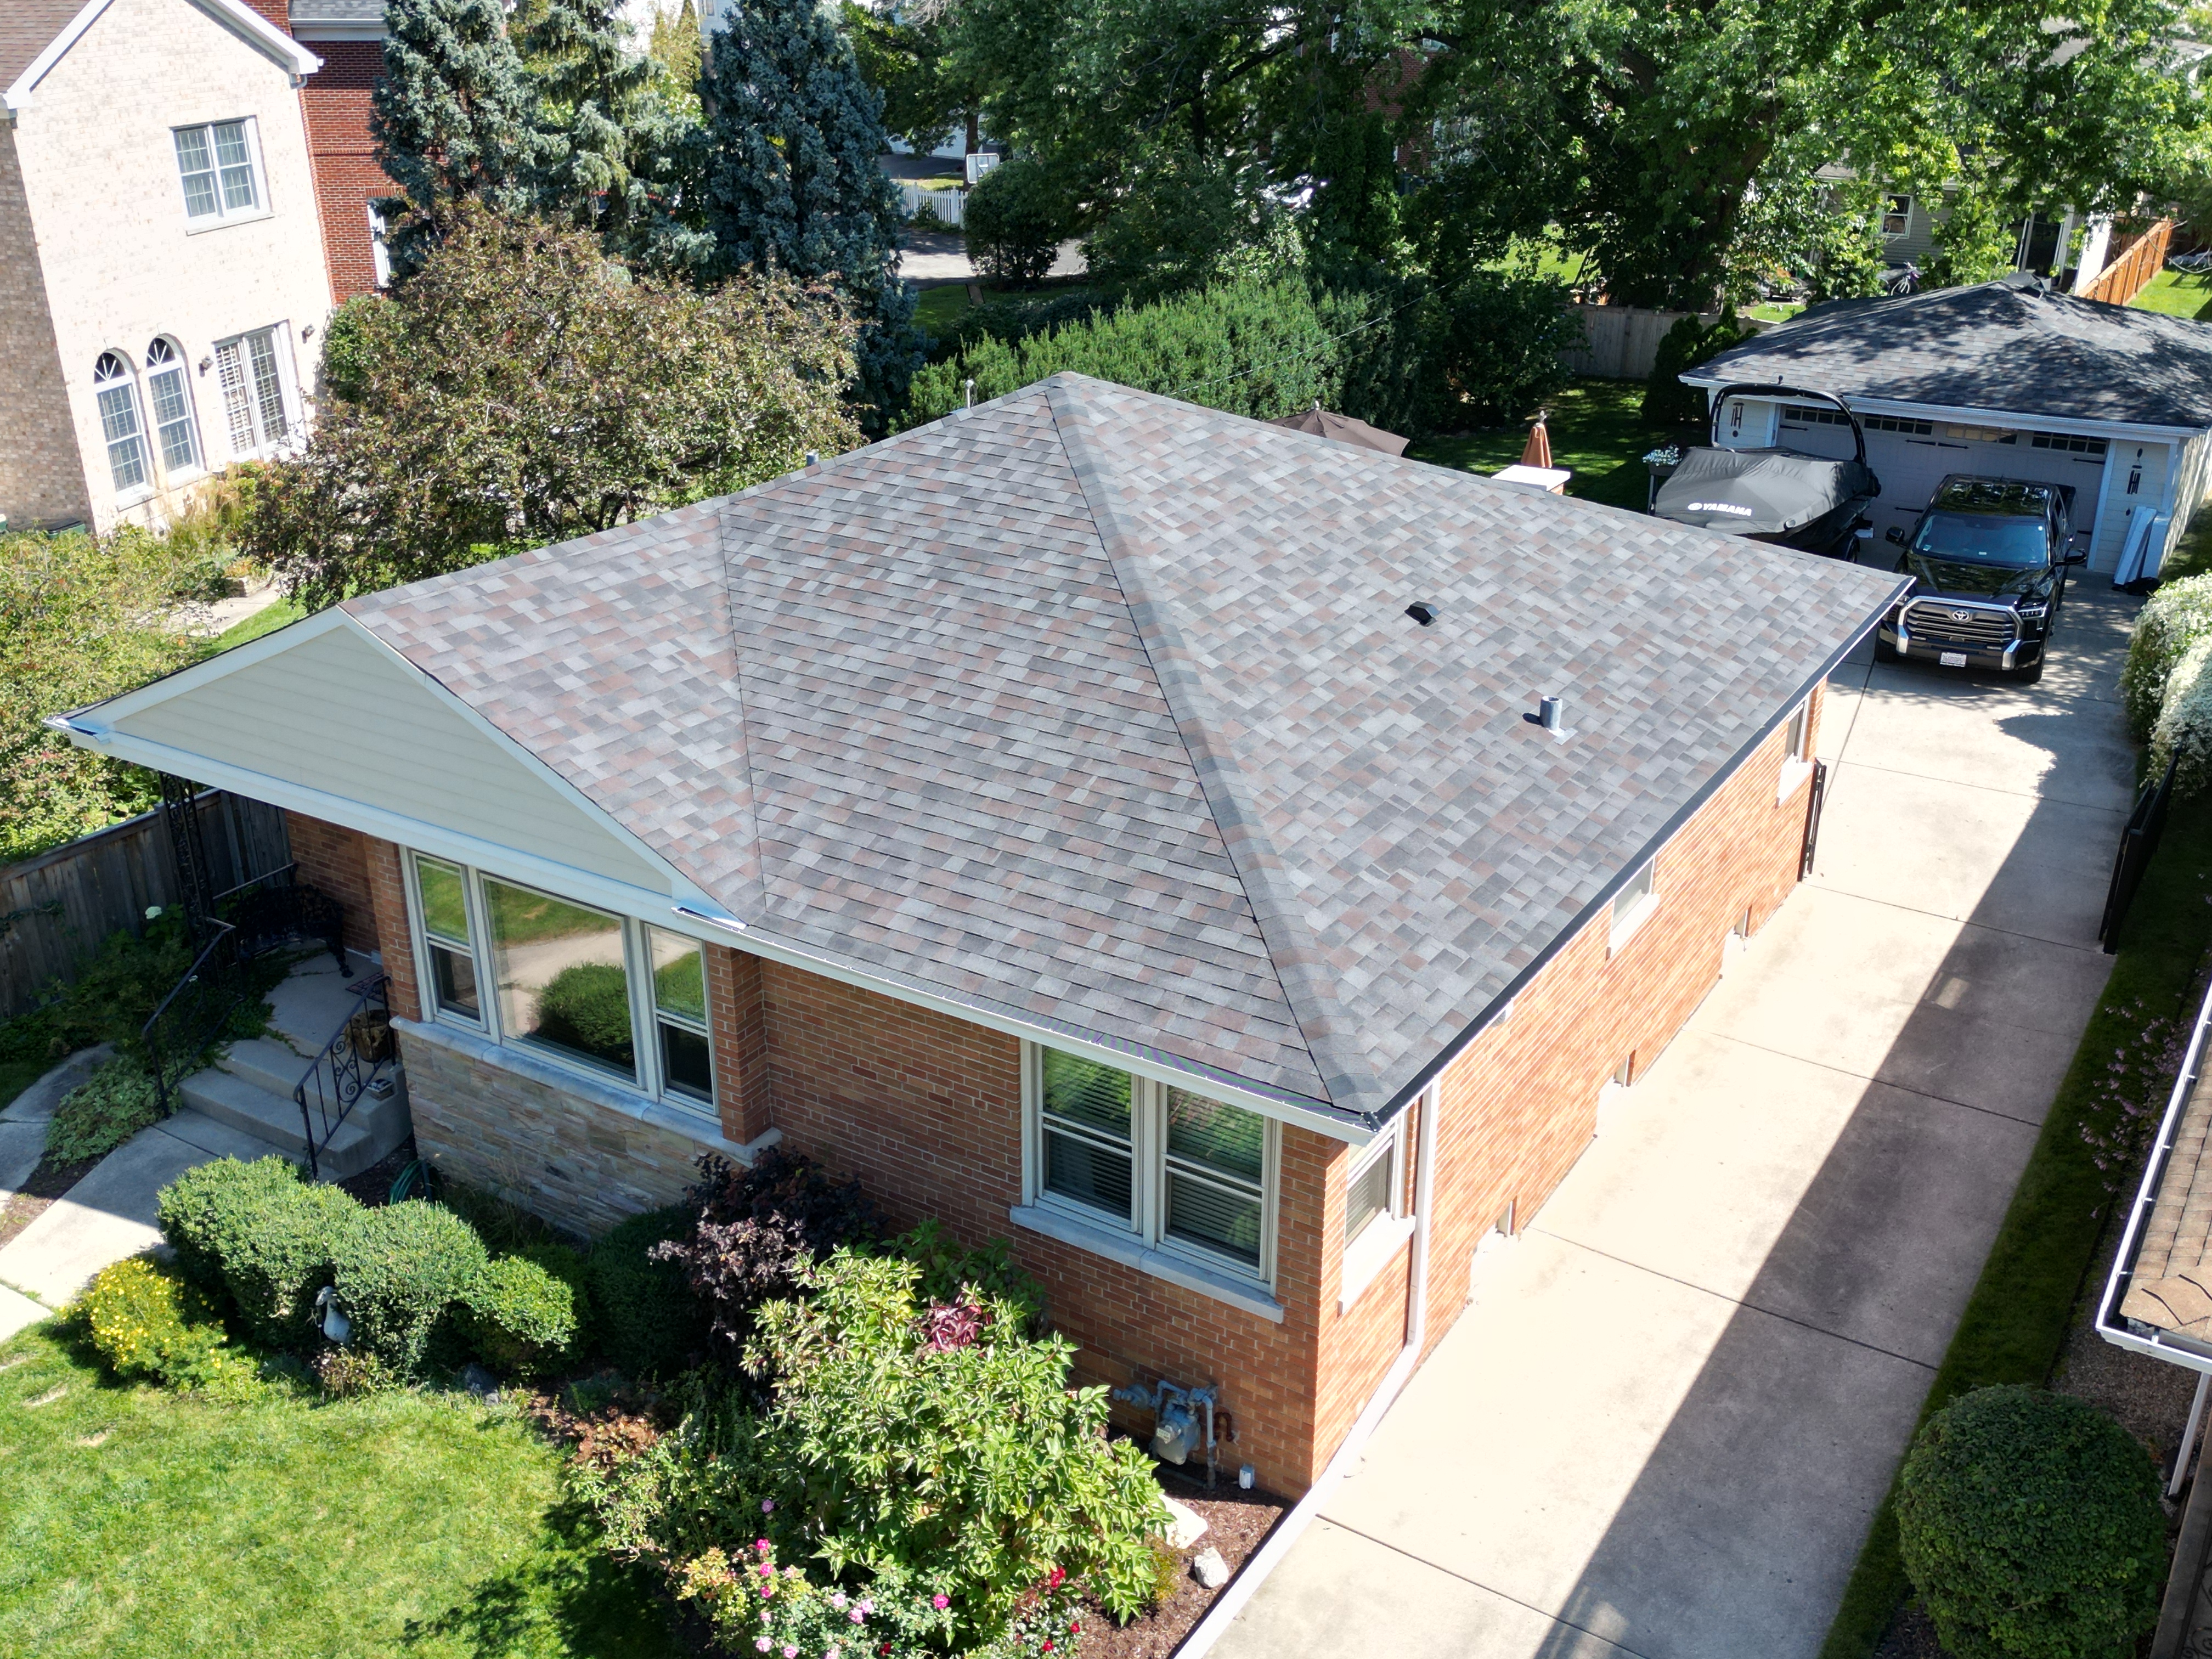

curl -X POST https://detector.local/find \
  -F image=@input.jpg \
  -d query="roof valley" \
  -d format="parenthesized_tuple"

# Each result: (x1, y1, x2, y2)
(1045, 379, 1379, 1124)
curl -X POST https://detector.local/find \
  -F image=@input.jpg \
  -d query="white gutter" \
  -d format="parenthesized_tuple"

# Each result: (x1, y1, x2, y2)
(1175, 1078, 1441, 1656)
(2096, 970, 2212, 1378)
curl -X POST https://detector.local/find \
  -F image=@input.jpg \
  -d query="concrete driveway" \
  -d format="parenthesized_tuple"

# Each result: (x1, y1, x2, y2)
(1212, 584, 2142, 1658)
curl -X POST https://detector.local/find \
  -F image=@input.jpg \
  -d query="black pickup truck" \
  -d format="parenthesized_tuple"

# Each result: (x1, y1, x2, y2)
(1873, 476, 2087, 683)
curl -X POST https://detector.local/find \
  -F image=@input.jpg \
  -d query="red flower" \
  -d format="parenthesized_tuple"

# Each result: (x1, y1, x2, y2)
(1070, 1624, 1080, 1635)
(1047, 1567, 1066, 1589)
(1042, 1645, 1054, 1654)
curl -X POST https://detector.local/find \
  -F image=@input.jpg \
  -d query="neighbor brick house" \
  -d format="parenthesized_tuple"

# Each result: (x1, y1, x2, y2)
(55, 377, 1904, 1494)
(0, 0, 332, 533)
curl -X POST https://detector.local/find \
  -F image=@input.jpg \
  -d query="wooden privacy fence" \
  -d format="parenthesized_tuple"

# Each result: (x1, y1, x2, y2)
(2080, 218, 2174, 307)
(0, 791, 290, 1021)
(1558, 305, 1770, 380)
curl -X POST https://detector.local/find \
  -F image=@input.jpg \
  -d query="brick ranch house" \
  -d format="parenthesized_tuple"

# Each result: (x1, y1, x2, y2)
(57, 375, 1903, 1495)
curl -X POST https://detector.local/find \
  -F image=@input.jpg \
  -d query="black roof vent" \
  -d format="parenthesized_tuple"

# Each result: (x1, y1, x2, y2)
(1405, 602, 1436, 627)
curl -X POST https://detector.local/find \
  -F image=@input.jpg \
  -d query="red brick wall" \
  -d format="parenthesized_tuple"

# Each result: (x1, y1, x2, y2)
(298, 41, 390, 304)
(363, 836, 421, 1022)
(704, 943, 773, 1143)
(283, 809, 380, 956)
(1415, 690, 1824, 1368)
(240, 0, 290, 32)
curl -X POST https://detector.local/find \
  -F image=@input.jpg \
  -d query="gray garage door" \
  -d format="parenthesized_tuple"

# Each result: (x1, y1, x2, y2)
(1771, 404, 2108, 555)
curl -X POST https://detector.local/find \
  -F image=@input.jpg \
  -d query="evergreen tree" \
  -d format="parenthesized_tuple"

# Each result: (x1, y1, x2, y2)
(517, 0, 714, 274)
(372, 0, 541, 280)
(704, 0, 919, 426)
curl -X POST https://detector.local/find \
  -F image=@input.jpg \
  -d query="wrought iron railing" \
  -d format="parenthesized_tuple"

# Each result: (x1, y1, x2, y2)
(141, 919, 251, 1117)
(217, 862, 348, 972)
(294, 973, 394, 1180)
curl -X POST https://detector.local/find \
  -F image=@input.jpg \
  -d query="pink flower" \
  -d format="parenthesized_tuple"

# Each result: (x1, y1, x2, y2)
(782, 1648, 798, 1659)
(857, 1601, 875, 1617)
(762, 1499, 777, 1514)
(755, 1642, 772, 1654)
(756, 1539, 772, 1554)
(932, 1595, 950, 1610)
(848, 1610, 865, 1624)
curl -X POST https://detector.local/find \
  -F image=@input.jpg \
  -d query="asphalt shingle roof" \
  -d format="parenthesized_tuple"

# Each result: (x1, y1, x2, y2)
(346, 374, 1901, 1127)
(1692, 273, 2212, 430)
(0, 0, 89, 92)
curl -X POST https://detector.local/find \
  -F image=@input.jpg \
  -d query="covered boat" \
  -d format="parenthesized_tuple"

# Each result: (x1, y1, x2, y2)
(1649, 385, 1881, 559)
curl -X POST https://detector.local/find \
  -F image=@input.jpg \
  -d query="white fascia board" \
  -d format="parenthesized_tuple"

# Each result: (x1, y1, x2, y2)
(1677, 379, 2207, 443)
(184, 0, 321, 80)
(4, 0, 112, 113)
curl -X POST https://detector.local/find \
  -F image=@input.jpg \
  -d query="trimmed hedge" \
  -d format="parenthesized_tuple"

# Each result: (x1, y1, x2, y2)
(157, 1156, 357, 1348)
(1896, 1385, 2163, 1659)
(330, 1200, 489, 1373)
(460, 1246, 587, 1376)
(585, 1205, 706, 1379)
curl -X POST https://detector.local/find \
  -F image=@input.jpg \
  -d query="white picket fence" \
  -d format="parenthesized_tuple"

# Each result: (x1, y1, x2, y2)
(895, 181, 966, 227)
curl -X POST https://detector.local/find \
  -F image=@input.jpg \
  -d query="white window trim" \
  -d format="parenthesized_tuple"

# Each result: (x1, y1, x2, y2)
(1882, 194, 1913, 239)
(143, 337, 206, 486)
(1777, 699, 1815, 803)
(1340, 1113, 1413, 1312)
(212, 321, 303, 461)
(1608, 861, 1660, 954)
(403, 849, 719, 1124)
(176, 116, 274, 232)
(1015, 1041, 1283, 1313)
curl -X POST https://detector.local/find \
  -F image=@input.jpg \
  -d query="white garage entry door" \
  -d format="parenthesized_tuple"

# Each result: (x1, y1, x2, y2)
(1759, 402, 2112, 561)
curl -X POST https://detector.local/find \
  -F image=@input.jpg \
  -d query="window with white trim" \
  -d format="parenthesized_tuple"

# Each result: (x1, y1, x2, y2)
(368, 203, 393, 289)
(1783, 702, 1810, 762)
(1881, 194, 1912, 238)
(1344, 1119, 1402, 1250)
(1029, 1045, 1278, 1285)
(215, 326, 292, 455)
(93, 352, 149, 495)
(174, 120, 262, 222)
(1609, 859, 1658, 951)
(144, 338, 201, 474)
(405, 853, 716, 1115)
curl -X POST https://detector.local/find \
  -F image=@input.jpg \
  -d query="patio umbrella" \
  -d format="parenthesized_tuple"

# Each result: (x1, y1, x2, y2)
(1519, 415, 1554, 470)
(1269, 401, 1409, 457)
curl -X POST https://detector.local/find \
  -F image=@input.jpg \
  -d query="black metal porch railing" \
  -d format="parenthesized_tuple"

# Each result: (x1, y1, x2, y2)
(142, 919, 250, 1118)
(294, 973, 394, 1180)
(217, 862, 348, 973)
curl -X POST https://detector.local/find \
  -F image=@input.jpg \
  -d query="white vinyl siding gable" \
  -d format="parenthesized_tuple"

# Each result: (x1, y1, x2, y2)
(109, 621, 676, 892)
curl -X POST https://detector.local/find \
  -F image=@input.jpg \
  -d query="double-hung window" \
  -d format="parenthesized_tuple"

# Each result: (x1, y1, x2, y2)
(1341, 1110, 1413, 1307)
(1609, 859, 1658, 952)
(215, 326, 292, 455)
(92, 353, 149, 495)
(144, 338, 200, 473)
(406, 853, 717, 1115)
(1030, 1045, 1278, 1288)
(1881, 194, 1912, 238)
(174, 120, 261, 222)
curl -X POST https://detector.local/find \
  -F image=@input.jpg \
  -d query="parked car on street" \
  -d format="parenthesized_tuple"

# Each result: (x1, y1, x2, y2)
(1874, 476, 2086, 682)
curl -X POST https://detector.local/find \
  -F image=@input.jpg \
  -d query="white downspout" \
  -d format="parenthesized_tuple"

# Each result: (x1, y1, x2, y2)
(1177, 1081, 1442, 1657)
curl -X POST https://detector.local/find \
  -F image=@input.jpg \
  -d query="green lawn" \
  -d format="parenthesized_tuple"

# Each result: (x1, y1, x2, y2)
(203, 596, 306, 656)
(914, 282, 970, 339)
(2130, 268, 2212, 320)
(1820, 793, 2212, 1658)
(1409, 377, 1681, 511)
(0, 1325, 680, 1659)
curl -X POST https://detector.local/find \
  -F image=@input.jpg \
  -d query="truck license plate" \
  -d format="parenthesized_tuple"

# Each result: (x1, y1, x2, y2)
(1939, 651, 1968, 667)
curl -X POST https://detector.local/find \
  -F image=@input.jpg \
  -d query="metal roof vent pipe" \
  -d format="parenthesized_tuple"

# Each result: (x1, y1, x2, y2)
(1526, 695, 1575, 742)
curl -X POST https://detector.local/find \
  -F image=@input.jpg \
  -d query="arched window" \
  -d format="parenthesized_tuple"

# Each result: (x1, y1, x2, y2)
(92, 352, 148, 494)
(144, 338, 201, 473)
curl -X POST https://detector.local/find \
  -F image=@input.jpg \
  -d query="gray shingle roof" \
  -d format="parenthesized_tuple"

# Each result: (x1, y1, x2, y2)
(1, 0, 92, 91)
(346, 374, 1901, 1127)
(1691, 273, 2212, 430)
(289, 0, 385, 25)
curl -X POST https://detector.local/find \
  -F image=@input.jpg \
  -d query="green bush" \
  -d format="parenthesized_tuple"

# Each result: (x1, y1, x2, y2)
(962, 156, 1070, 288)
(461, 1248, 586, 1376)
(1081, 146, 1285, 301)
(44, 1057, 161, 1163)
(157, 1155, 360, 1348)
(2151, 635, 2212, 795)
(2123, 572, 2212, 741)
(585, 1205, 706, 1378)
(534, 962, 635, 1067)
(1896, 1385, 2164, 1659)
(1430, 273, 1582, 425)
(317, 294, 400, 404)
(82, 1256, 230, 1385)
(1643, 306, 1752, 427)
(905, 275, 1336, 428)
(329, 1200, 489, 1374)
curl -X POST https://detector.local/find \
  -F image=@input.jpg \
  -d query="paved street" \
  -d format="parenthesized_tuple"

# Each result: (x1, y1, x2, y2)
(1214, 584, 2142, 1658)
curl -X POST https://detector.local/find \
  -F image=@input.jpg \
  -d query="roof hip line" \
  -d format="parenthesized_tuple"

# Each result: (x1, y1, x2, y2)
(1043, 377, 1377, 1126)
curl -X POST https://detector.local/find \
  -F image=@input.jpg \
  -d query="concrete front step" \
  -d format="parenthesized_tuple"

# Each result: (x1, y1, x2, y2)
(176, 1065, 410, 1180)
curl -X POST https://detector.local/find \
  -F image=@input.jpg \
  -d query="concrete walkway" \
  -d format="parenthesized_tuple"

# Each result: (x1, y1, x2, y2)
(1215, 585, 2141, 1658)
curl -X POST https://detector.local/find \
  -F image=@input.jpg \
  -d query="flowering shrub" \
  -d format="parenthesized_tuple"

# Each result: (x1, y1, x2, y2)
(82, 1255, 253, 1395)
(2123, 573, 2212, 740)
(676, 1541, 959, 1657)
(2151, 635, 2212, 797)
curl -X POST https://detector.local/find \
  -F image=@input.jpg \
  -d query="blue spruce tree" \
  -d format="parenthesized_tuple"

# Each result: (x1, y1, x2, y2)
(372, 0, 541, 279)
(704, 0, 919, 425)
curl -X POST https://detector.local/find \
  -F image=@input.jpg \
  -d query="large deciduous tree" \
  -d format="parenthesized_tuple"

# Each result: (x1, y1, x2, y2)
(240, 211, 860, 610)
(704, 0, 921, 426)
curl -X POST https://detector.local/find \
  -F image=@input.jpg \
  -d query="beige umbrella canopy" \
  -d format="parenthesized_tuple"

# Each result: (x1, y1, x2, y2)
(1269, 401, 1410, 457)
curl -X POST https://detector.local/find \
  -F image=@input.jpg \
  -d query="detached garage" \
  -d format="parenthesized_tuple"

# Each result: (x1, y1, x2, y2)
(1685, 273, 2212, 579)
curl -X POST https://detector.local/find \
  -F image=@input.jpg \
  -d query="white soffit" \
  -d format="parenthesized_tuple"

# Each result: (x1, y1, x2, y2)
(68, 610, 679, 896)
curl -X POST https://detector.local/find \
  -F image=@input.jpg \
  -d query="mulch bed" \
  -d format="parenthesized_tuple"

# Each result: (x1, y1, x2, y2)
(1082, 1464, 1289, 1659)
(334, 1137, 419, 1206)
(0, 1154, 101, 1252)
(1872, 1600, 1947, 1659)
